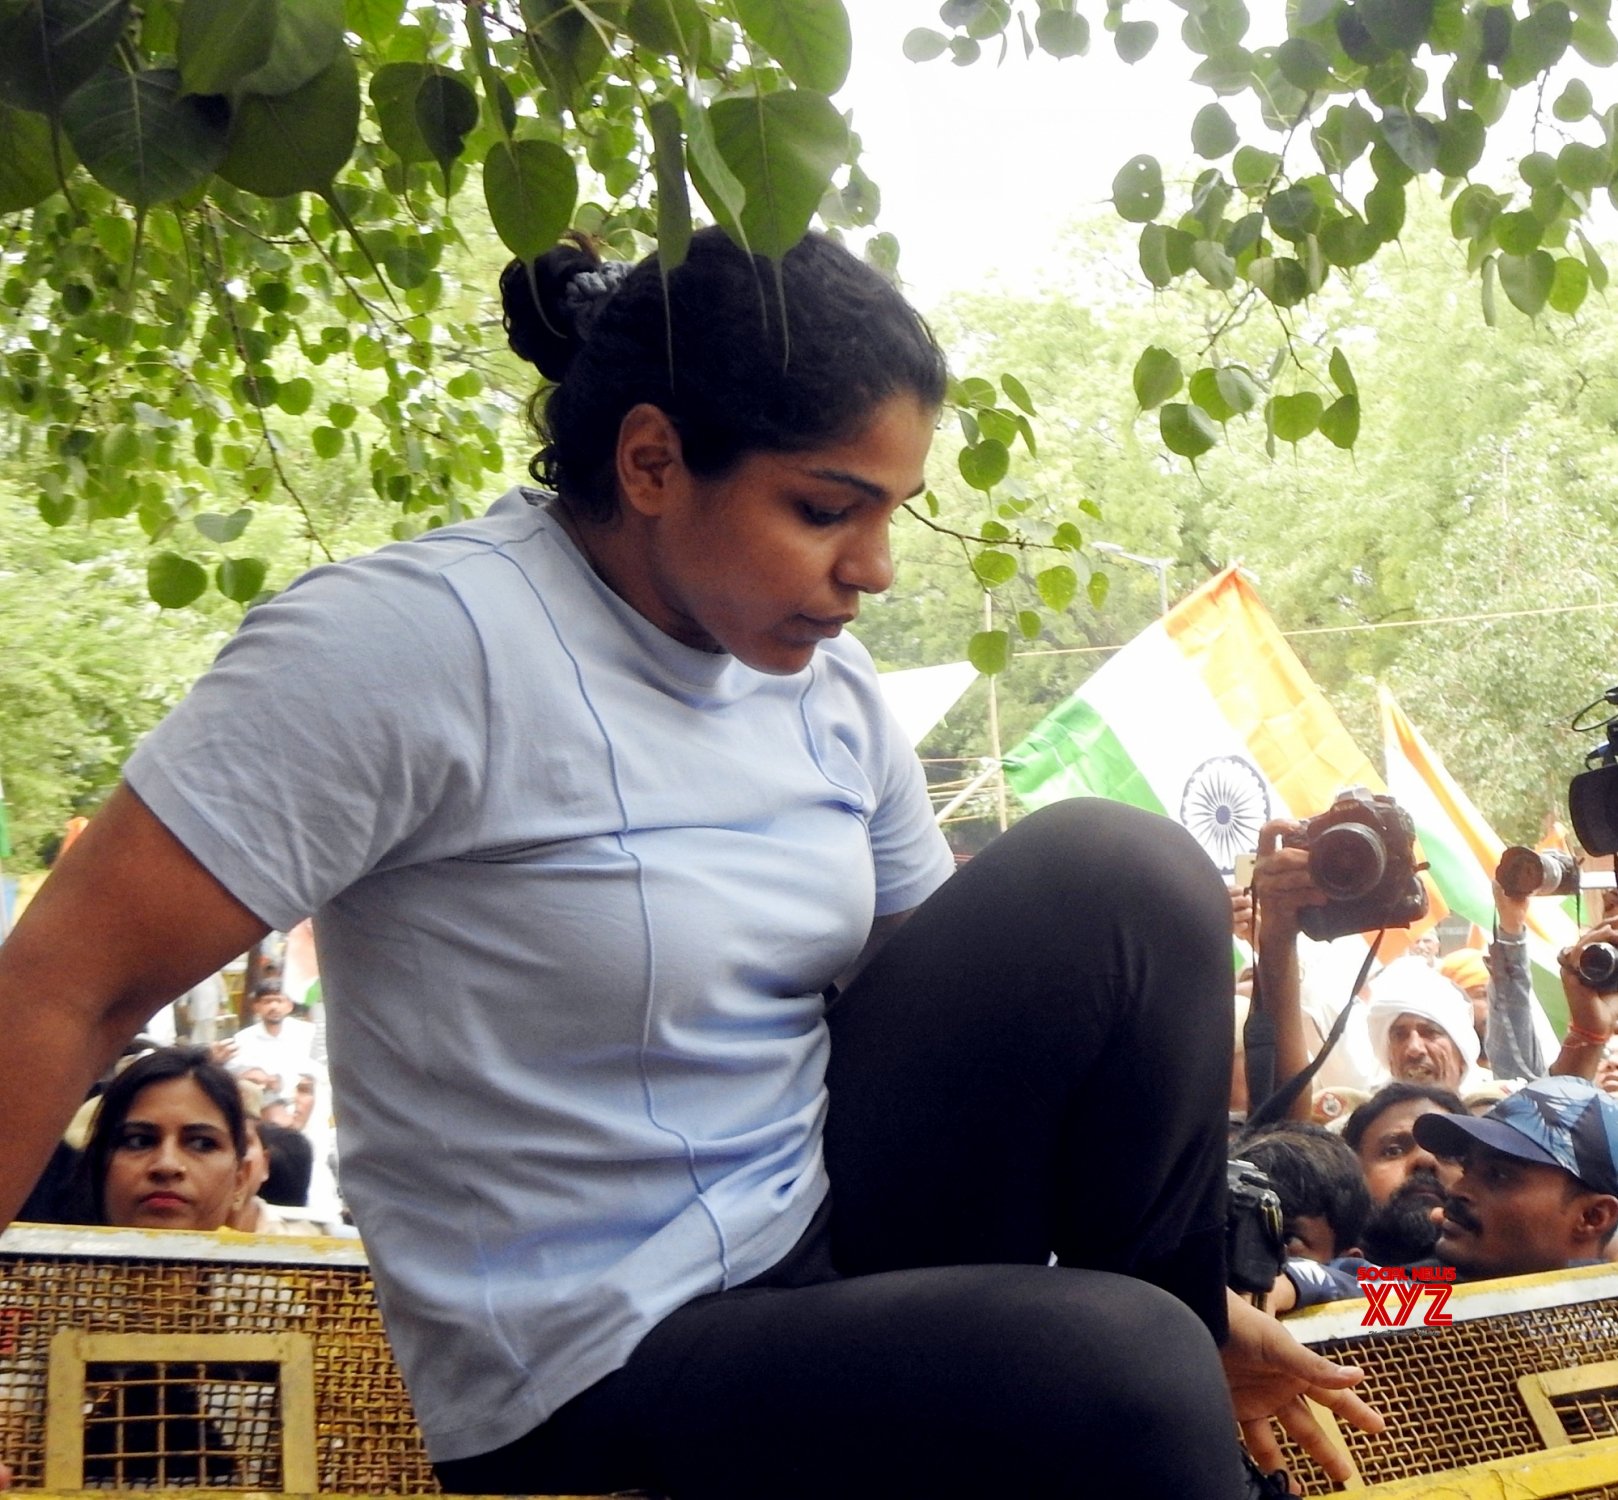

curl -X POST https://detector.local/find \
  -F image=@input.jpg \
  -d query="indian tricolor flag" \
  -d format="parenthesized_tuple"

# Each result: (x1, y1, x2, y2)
(1004, 567, 1382, 873)
(1380, 686, 1576, 1033)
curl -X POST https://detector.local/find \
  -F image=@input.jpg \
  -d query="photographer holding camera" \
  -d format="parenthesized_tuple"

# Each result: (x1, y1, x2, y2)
(1247, 788, 1431, 1121)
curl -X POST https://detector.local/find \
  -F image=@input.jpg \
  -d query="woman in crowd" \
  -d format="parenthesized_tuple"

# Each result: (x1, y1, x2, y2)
(0, 227, 1377, 1497)
(83, 1047, 250, 1232)
(2, 1048, 248, 1488)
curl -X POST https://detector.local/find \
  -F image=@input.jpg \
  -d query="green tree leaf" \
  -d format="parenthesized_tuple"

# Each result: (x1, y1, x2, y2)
(219, 47, 360, 195)
(1035, 564, 1077, 611)
(1215, 364, 1261, 414)
(1558, 141, 1610, 195)
(1498, 249, 1556, 316)
(1266, 184, 1321, 241)
(1275, 36, 1330, 92)
(370, 62, 434, 162)
(1033, 9, 1088, 58)
(414, 69, 478, 191)
(1549, 255, 1590, 314)
(194, 508, 253, 543)
(178, 0, 278, 96)
(1001, 373, 1035, 415)
(1503, 1, 1572, 86)
(482, 137, 579, 258)
(1160, 401, 1217, 458)
(1232, 144, 1280, 190)
(1578, 227, 1609, 293)
(731, 0, 850, 93)
(1494, 210, 1542, 255)
(1113, 20, 1157, 63)
(1434, 110, 1484, 178)
(1191, 238, 1236, 290)
(1572, 13, 1618, 66)
(345, 0, 404, 48)
(1554, 78, 1592, 122)
(1360, 0, 1434, 52)
(706, 90, 848, 260)
(647, 96, 692, 270)
(236, 0, 345, 96)
(1191, 101, 1237, 159)
(970, 548, 1017, 587)
(625, 0, 708, 61)
(1381, 109, 1439, 174)
(1328, 347, 1357, 395)
(686, 95, 749, 244)
(216, 556, 268, 601)
(1319, 393, 1360, 448)
(958, 437, 1010, 491)
(1111, 155, 1163, 223)
(0, 103, 63, 212)
(147, 551, 208, 608)
(1247, 254, 1309, 307)
(1189, 366, 1236, 422)
(61, 69, 230, 208)
(902, 27, 948, 61)
(1314, 100, 1376, 173)
(1132, 345, 1182, 409)
(967, 627, 1010, 675)
(0, 0, 131, 114)
(1268, 391, 1324, 442)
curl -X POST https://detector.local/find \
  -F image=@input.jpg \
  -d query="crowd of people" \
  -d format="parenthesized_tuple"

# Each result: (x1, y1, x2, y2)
(14, 953, 347, 1237)
(1234, 821, 1618, 1324)
(0, 221, 1612, 1497)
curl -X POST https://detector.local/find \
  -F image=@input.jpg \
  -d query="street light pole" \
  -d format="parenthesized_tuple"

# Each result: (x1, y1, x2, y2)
(1093, 542, 1174, 616)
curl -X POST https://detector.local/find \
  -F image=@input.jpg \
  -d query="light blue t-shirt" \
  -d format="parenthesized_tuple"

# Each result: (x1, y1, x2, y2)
(126, 490, 955, 1461)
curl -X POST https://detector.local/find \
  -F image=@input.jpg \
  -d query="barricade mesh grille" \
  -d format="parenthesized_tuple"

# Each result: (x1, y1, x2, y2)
(79, 1360, 281, 1490)
(1277, 1300, 1618, 1493)
(0, 1250, 436, 1492)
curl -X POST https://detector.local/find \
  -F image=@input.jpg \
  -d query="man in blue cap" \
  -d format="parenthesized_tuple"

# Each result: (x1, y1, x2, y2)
(1413, 1076, 1618, 1280)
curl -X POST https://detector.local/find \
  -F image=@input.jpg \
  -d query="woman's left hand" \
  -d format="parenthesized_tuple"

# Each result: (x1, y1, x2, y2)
(1221, 1291, 1385, 1485)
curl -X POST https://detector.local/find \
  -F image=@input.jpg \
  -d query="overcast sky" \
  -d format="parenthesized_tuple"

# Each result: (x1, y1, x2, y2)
(837, 8, 1616, 310)
(839, 9, 1214, 309)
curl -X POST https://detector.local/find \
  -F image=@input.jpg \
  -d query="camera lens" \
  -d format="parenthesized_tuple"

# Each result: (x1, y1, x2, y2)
(1498, 845, 1577, 899)
(1310, 823, 1387, 899)
(1578, 942, 1618, 994)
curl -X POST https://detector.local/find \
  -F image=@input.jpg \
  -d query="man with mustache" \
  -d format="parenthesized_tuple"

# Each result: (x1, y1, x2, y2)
(1366, 959, 1489, 1094)
(1342, 1083, 1467, 1265)
(1413, 1076, 1618, 1280)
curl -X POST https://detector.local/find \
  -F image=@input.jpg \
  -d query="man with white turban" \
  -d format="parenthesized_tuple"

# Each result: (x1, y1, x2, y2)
(1366, 956, 1490, 1093)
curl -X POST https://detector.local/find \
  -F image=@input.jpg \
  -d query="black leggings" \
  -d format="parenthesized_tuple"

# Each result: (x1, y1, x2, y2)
(435, 799, 1244, 1498)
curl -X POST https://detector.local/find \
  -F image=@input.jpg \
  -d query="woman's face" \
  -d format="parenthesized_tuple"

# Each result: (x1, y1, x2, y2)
(101, 1075, 247, 1231)
(623, 393, 936, 675)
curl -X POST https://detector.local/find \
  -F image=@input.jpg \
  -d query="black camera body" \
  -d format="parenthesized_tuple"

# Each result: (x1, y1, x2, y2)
(1571, 695, 1618, 857)
(1226, 1159, 1286, 1299)
(1282, 786, 1429, 942)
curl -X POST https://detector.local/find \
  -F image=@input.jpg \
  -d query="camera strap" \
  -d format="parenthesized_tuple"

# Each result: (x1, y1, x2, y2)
(1240, 932, 1384, 1138)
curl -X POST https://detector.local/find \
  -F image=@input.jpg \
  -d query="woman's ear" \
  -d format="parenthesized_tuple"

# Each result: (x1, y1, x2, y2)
(616, 404, 686, 519)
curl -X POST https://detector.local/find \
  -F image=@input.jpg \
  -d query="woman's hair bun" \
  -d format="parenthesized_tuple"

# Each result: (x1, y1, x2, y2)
(500, 234, 623, 382)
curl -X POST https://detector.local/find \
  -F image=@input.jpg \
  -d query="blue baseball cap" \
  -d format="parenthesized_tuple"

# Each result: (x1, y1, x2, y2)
(1413, 1075, 1618, 1199)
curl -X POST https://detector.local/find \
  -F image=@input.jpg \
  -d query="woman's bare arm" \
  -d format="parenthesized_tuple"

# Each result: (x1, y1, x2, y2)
(0, 783, 268, 1226)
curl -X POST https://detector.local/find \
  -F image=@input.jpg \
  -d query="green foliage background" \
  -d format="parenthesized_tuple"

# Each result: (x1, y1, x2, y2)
(6, 0, 1618, 869)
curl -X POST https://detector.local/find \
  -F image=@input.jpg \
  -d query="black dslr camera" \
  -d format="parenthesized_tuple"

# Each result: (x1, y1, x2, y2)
(1226, 1160, 1286, 1302)
(1281, 786, 1429, 942)
(1570, 687, 1618, 857)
